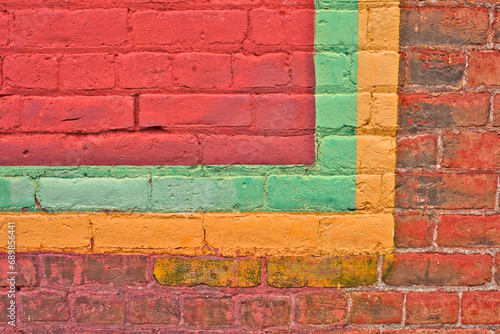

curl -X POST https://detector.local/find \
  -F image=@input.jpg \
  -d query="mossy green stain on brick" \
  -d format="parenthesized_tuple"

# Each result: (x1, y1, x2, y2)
(0, 177, 36, 209)
(236, 258, 262, 287)
(266, 256, 378, 288)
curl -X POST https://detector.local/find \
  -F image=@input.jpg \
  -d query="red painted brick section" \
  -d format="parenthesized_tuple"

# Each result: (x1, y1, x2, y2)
(443, 132, 500, 169)
(116, 53, 172, 89)
(183, 297, 233, 326)
(60, 54, 115, 90)
(438, 215, 500, 248)
(406, 292, 459, 324)
(468, 51, 500, 86)
(383, 253, 492, 286)
(291, 52, 316, 88)
(240, 297, 291, 327)
(0, 96, 21, 132)
(4, 54, 58, 89)
(233, 53, 290, 88)
(296, 293, 348, 325)
(351, 292, 404, 324)
(73, 293, 124, 324)
(0, 12, 8, 46)
(20, 292, 69, 322)
(462, 292, 500, 324)
(254, 94, 315, 131)
(394, 213, 431, 248)
(495, 94, 500, 127)
(128, 293, 180, 324)
(173, 53, 232, 89)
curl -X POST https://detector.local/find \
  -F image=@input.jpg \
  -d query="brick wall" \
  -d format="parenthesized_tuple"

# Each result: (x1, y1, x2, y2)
(1, 0, 500, 332)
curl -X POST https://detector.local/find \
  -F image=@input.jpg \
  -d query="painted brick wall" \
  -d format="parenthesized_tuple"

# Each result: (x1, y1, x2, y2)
(0, 0, 500, 332)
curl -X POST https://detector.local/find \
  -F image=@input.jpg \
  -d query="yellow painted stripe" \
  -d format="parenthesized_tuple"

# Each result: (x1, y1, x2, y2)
(0, 212, 394, 256)
(356, 0, 400, 212)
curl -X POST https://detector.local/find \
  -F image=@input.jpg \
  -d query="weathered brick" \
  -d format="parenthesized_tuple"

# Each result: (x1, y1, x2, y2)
(173, 53, 232, 89)
(468, 51, 500, 86)
(442, 133, 500, 169)
(128, 293, 179, 325)
(400, 8, 488, 46)
(495, 94, 500, 127)
(183, 297, 233, 326)
(383, 253, 492, 286)
(235, 258, 262, 287)
(351, 292, 404, 324)
(396, 173, 497, 209)
(406, 292, 459, 324)
(20, 292, 69, 322)
(140, 94, 251, 127)
(42, 255, 81, 286)
(0, 177, 36, 210)
(81, 255, 148, 286)
(240, 297, 290, 327)
(0, 254, 37, 287)
(22, 96, 134, 133)
(462, 292, 500, 324)
(408, 51, 465, 87)
(438, 215, 500, 248)
(254, 94, 315, 131)
(0, 96, 21, 132)
(116, 52, 172, 89)
(398, 94, 491, 131)
(4, 54, 58, 89)
(132, 10, 247, 46)
(397, 135, 437, 169)
(394, 212, 431, 248)
(233, 53, 290, 88)
(496, 254, 500, 284)
(60, 54, 115, 90)
(73, 293, 124, 324)
(266, 256, 378, 288)
(11, 9, 128, 47)
(296, 293, 348, 325)
(0, 294, 9, 323)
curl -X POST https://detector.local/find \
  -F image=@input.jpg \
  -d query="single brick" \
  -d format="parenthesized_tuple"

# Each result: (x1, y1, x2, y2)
(266, 256, 378, 288)
(128, 293, 179, 325)
(3, 54, 58, 89)
(173, 53, 231, 89)
(400, 8, 488, 46)
(132, 10, 247, 46)
(383, 253, 492, 286)
(296, 293, 348, 325)
(0, 96, 21, 132)
(235, 258, 262, 287)
(42, 255, 81, 286)
(73, 293, 124, 324)
(406, 292, 459, 324)
(398, 94, 491, 130)
(151, 176, 263, 212)
(38, 177, 148, 211)
(254, 94, 315, 131)
(22, 96, 134, 133)
(318, 136, 357, 172)
(468, 51, 500, 86)
(396, 173, 497, 209)
(201, 135, 315, 165)
(233, 53, 290, 88)
(0, 177, 36, 209)
(358, 51, 400, 92)
(315, 94, 357, 130)
(442, 133, 500, 169)
(140, 94, 251, 127)
(408, 51, 465, 87)
(240, 297, 290, 327)
(315, 10, 358, 49)
(20, 292, 69, 322)
(438, 215, 500, 248)
(397, 135, 437, 169)
(351, 292, 404, 324)
(11, 9, 127, 47)
(462, 292, 500, 324)
(0, 294, 9, 323)
(266, 175, 356, 211)
(291, 52, 315, 88)
(315, 53, 352, 93)
(183, 297, 233, 326)
(0, 254, 37, 287)
(116, 52, 172, 89)
(81, 255, 147, 286)
(60, 54, 115, 90)
(394, 213, 431, 248)
(250, 9, 314, 46)
(82, 133, 199, 166)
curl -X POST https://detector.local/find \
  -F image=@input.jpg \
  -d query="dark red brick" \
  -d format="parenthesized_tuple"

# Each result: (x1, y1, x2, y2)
(129, 293, 179, 325)
(173, 53, 232, 89)
(351, 292, 404, 324)
(400, 8, 488, 46)
(296, 293, 348, 325)
(438, 215, 500, 248)
(468, 51, 500, 87)
(233, 53, 290, 88)
(183, 297, 233, 326)
(73, 293, 124, 324)
(3, 54, 58, 89)
(408, 51, 465, 87)
(398, 94, 491, 131)
(20, 292, 69, 322)
(383, 253, 492, 286)
(0, 96, 21, 132)
(60, 54, 115, 90)
(116, 52, 172, 89)
(0, 294, 10, 323)
(396, 173, 497, 209)
(394, 212, 431, 248)
(240, 297, 290, 327)
(462, 292, 500, 324)
(0, 254, 38, 287)
(397, 135, 437, 169)
(406, 292, 459, 324)
(81, 255, 147, 286)
(42, 255, 81, 286)
(442, 132, 500, 169)
(495, 94, 500, 127)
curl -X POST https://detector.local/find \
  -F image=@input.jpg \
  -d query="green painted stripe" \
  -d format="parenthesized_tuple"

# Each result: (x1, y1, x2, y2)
(0, 2, 359, 213)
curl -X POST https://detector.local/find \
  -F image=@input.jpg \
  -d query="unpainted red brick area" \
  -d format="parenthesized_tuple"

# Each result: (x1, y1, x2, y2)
(1, 0, 500, 332)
